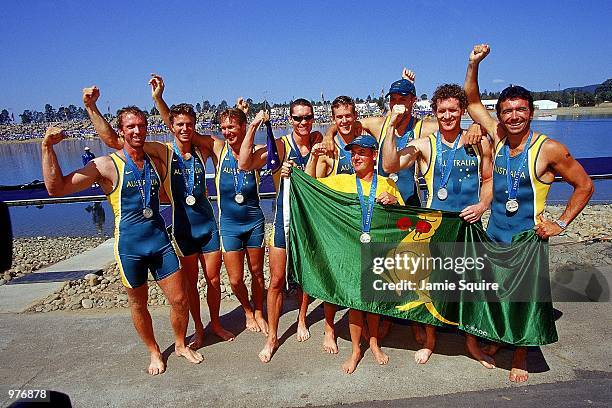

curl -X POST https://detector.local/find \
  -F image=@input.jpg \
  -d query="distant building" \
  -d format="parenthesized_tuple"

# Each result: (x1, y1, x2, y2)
(414, 100, 432, 112)
(481, 99, 498, 110)
(534, 100, 559, 110)
(355, 102, 380, 116)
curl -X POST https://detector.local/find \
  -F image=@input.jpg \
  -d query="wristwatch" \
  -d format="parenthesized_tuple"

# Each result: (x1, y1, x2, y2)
(555, 219, 568, 230)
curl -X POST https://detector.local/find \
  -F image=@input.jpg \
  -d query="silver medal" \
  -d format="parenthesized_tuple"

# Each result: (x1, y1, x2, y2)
(389, 173, 399, 182)
(185, 195, 196, 206)
(142, 207, 153, 219)
(234, 193, 245, 204)
(360, 232, 371, 244)
(437, 187, 448, 201)
(505, 199, 519, 213)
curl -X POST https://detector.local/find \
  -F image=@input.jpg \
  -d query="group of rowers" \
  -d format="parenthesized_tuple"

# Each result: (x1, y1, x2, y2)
(41, 44, 593, 381)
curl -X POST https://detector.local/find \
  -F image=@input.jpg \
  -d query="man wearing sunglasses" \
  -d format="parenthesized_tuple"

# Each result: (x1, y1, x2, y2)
(238, 98, 323, 363)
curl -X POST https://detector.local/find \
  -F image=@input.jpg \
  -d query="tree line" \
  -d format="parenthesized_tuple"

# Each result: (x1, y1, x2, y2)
(480, 79, 612, 107)
(4, 80, 609, 125)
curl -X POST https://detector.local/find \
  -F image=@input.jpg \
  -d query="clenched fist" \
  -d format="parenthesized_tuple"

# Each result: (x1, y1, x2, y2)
(469, 44, 490, 64)
(43, 126, 66, 146)
(82, 86, 100, 107)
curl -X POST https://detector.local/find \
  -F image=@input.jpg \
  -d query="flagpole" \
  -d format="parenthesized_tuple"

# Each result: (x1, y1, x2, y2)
(283, 176, 291, 290)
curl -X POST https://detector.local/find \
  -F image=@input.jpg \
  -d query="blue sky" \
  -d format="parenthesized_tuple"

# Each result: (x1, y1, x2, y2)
(1, 0, 610, 115)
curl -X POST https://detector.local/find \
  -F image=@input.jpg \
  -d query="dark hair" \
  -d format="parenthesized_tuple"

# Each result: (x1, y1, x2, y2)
(496, 85, 534, 116)
(218, 108, 247, 126)
(169, 103, 196, 124)
(331, 95, 356, 116)
(431, 84, 467, 112)
(289, 98, 313, 116)
(116, 106, 147, 130)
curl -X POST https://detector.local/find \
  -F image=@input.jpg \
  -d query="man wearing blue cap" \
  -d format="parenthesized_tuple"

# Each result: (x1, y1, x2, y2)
(288, 134, 403, 374)
(332, 69, 438, 205)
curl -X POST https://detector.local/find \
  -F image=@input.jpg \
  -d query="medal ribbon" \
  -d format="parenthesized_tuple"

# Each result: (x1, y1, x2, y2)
(172, 141, 195, 198)
(504, 131, 533, 201)
(288, 134, 308, 170)
(355, 173, 378, 235)
(436, 131, 462, 190)
(226, 144, 245, 196)
(123, 149, 151, 211)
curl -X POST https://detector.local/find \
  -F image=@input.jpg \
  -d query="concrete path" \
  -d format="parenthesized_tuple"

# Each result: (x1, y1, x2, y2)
(0, 298, 610, 407)
(0, 238, 114, 313)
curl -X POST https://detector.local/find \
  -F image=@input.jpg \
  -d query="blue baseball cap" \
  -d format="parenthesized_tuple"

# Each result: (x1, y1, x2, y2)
(386, 79, 416, 97)
(344, 135, 379, 151)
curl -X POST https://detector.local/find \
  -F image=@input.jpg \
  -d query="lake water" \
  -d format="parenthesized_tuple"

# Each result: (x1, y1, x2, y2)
(1, 118, 610, 237)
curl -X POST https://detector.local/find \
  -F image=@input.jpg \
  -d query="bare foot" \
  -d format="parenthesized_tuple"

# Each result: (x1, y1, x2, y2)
(211, 323, 235, 342)
(323, 330, 339, 354)
(296, 322, 310, 342)
(254, 312, 269, 336)
(258, 339, 279, 363)
(370, 344, 389, 365)
(466, 336, 496, 369)
(245, 312, 261, 332)
(509, 348, 529, 383)
(378, 320, 392, 340)
(412, 324, 426, 345)
(342, 352, 362, 374)
(147, 352, 165, 375)
(414, 348, 433, 364)
(188, 329, 205, 350)
(175, 345, 204, 364)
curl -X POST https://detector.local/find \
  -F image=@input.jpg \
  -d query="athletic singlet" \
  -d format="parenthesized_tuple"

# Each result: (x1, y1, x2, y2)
(487, 134, 551, 243)
(377, 115, 422, 204)
(107, 152, 177, 287)
(422, 132, 481, 211)
(331, 134, 354, 175)
(272, 134, 312, 248)
(163, 143, 219, 256)
(216, 141, 264, 230)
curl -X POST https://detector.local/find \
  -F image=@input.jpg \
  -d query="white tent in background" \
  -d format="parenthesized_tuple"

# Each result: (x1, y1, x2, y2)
(414, 100, 431, 111)
(534, 100, 559, 110)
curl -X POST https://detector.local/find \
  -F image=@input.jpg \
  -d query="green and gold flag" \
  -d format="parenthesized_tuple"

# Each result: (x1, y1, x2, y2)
(287, 169, 558, 346)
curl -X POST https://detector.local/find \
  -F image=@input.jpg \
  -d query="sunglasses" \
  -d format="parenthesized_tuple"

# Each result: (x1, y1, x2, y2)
(291, 114, 314, 122)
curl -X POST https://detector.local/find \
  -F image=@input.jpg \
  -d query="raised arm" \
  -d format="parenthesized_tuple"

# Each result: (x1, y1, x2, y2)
(149, 74, 172, 128)
(534, 141, 594, 238)
(382, 105, 422, 173)
(305, 142, 332, 178)
(464, 44, 499, 139)
(238, 109, 269, 171)
(83, 86, 124, 150)
(357, 116, 384, 140)
(42, 127, 103, 196)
